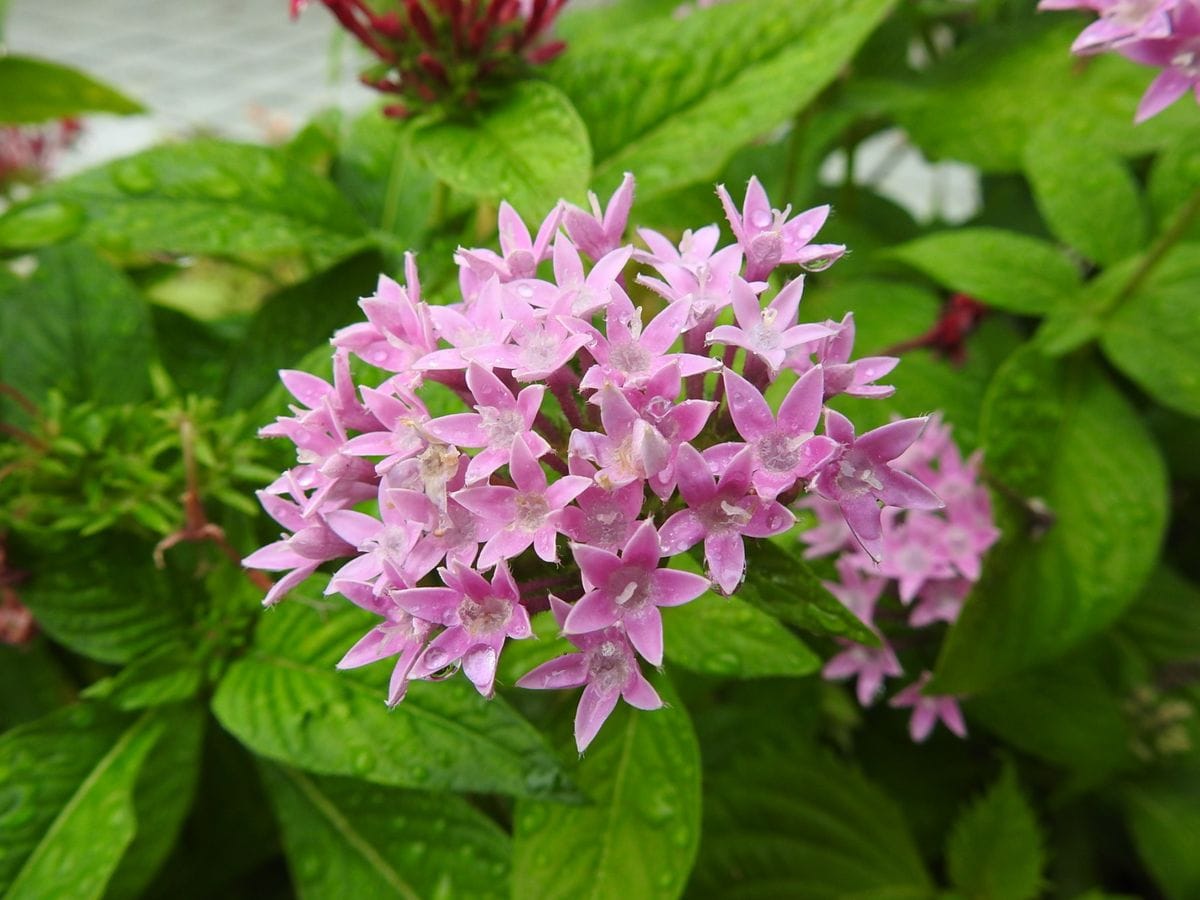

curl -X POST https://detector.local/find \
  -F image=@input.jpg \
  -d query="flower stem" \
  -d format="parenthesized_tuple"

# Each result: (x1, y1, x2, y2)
(1103, 184, 1200, 316)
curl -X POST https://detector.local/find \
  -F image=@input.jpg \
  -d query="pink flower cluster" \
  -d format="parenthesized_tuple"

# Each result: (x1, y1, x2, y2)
(246, 173, 952, 751)
(0, 119, 81, 191)
(802, 415, 999, 742)
(1041, 0, 1200, 121)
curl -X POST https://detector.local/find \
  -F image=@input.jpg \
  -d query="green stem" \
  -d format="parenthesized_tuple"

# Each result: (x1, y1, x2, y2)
(1103, 184, 1200, 316)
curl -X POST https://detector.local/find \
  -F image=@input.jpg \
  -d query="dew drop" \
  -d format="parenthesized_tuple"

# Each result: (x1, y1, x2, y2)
(750, 209, 773, 229)
(113, 160, 157, 195)
(639, 786, 676, 824)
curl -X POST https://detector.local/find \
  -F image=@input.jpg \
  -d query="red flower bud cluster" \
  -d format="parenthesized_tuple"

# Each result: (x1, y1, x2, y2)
(292, 0, 568, 117)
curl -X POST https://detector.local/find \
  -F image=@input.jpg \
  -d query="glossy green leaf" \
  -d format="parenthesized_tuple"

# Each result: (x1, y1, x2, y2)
(261, 764, 509, 900)
(884, 20, 1193, 172)
(946, 766, 1045, 900)
(512, 675, 701, 900)
(211, 601, 574, 799)
(884, 228, 1081, 315)
(934, 348, 1168, 692)
(18, 536, 194, 666)
(735, 540, 880, 647)
(665, 590, 821, 679)
(0, 55, 142, 123)
(409, 81, 591, 219)
(104, 703, 205, 900)
(1124, 766, 1200, 900)
(548, 0, 896, 199)
(1101, 242, 1200, 418)
(0, 243, 152, 411)
(220, 250, 385, 413)
(1023, 125, 1148, 266)
(0, 639, 74, 731)
(0, 705, 165, 899)
(81, 648, 203, 711)
(690, 742, 932, 898)
(0, 140, 368, 266)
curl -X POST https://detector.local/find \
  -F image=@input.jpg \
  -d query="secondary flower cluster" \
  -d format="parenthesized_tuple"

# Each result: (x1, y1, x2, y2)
(0, 119, 81, 193)
(802, 415, 999, 741)
(290, 0, 567, 117)
(246, 173, 951, 751)
(1041, 0, 1200, 121)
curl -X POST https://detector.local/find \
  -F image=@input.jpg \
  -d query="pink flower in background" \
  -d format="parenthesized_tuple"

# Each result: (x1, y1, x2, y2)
(1040, 0, 1200, 120)
(246, 173, 969, 749)
(890, 673, 968, 742)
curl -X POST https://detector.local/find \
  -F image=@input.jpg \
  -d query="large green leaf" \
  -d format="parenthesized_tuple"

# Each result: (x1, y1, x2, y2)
(0, 244, 152, 412)
(0, 704, 165, 899)
(548, 0, 896, 199)
(220, 250, 384, 413)
(1022, 125, 1148, 266)
(934, 347, 1168, 693)
(408, 81, 591, 219)
(512, 676, 702, 900)
(1147, 128, 1200, 240)
(104, 704, 205, 900)
(211, 602, 574, 799)
(261, 764, 509, 900)
(883, 20, 1193, 172)
(0, 141, 368, 266)
(690, 742, 932, 898)
(735, 540, 880, 647)
(665, 590, 821, 679)
(1100, 242, 1200, 418)
(1124, 766, 1200, 900)
(0, 55, 142, 124)
(883, 228, 1081, 316)
(946, 766, 1045, 900)
(1117, 566, 1200, 665)
(18, 536, 194, 666)
(965, 654, 1132, 782)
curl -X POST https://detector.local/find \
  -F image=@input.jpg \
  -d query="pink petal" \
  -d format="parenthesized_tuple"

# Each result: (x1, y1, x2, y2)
(724, 369, 775, 440)
(651, 568, 711, 606)
(517, 653, 590, 690)
(768, 276, 805, 324)
(508, 435, 547, 493)
(462, 645, 500, 697)
(857, 417, 928, 462)
(621, 671, 662, 710)
(625, 609, 665, 666)
(563, 591, 621, 634)
(673, 443, 715, 506)
(575, 683, 621, 752)
(659, 509, 705, 555)
(573, 544, 624, 589)
(777, 366, 825, 436)
(390, 587, 458, 624)
(730, 277, 763, 330)
(622, 521, 662, 570)
(705, 531, 746, 595)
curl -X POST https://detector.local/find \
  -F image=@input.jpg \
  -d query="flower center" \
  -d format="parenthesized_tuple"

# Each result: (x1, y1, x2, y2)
(479, 406, 525, 445)
(837, 453, 884, 497)
(756, 431, 802, 473)
(457, 595, 513, 637)
(588, 640, 632, 695)
(610, 571, 651, 613)
(513, 492, 550, 530)
(609, 341, 652, 378)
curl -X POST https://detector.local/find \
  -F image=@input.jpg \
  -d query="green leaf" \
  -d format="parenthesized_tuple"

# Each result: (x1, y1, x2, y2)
(883, 228, 1081, 315)
(549, 0, 896, 199)
(665, 590, 821, 679)
(19, 536, 194, 665)
(211, 601, 574, 799)
(0, 140, 368, 267)
(965, 654, 1132, 782)
(946, 766, 1045, 900)
(0, 639, 75, 731)
(662, 552, 819, 678)
(1100, 242, 1200, 418)
(512, 675, 701, 900)
(690, 742, 932, 898)
(0, 243, 152, 410)
(260, 764, 510, 900)
(104, 703, 205, 900)
(409, 81, 591, 219)
(1117, 566, 1200, 665)
(220, 250, 385, 412)
(1147, 129, 1200, 240)
(934, 347, 1168, 692)
(1023, 124, 1148, 266)
(734, 540, 880, 647)
(883, 20, 1193, 173)
(1124, 765, 1200, 900)
(0, 55, 142, 124)
(0, 704, 165, 899)
(81, 648, 203, 711)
